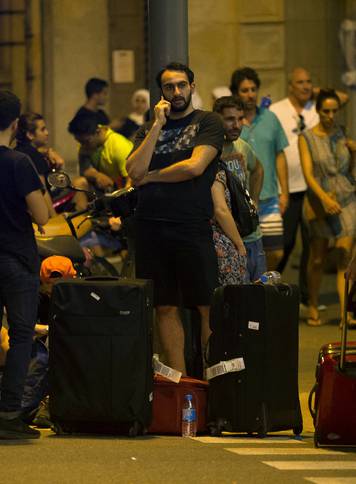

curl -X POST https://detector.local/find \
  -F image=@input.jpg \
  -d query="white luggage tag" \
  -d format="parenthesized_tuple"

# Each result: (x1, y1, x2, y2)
(152, 355, 182, 383)
(206, 357, 245, 381)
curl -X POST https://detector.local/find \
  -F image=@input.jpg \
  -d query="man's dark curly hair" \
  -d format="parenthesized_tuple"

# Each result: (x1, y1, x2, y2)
(156, 62, 194, 88)
(230, 67, 261, 95)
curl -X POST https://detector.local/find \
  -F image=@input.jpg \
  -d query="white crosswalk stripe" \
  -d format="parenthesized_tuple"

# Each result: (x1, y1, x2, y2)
(225, 447, 343, 455)
(193, 436, 306, 444)
(263, 461, 356, 470)
(305, 479, 356, 484)
(195, 434, 356, 482)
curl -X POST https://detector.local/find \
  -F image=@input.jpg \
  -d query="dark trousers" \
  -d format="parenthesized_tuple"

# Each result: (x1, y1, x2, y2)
(277, 191, 309, 304)
(0, 254, 39, 413)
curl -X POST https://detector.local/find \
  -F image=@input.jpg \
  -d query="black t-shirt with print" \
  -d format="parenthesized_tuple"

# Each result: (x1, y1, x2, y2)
(16, 142, 50, 177)
(0, 147, 43, 272)
(132, 110, 224, 222)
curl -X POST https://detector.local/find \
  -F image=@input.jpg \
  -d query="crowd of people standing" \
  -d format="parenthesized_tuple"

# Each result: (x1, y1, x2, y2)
(0, 60, 355, 440)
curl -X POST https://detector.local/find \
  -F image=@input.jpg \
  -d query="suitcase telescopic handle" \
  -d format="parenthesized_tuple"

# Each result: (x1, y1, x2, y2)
(84, 276, 120, 281)
(340, 276, 351, 371)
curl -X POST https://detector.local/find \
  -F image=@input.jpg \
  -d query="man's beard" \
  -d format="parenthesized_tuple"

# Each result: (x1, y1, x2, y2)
(226, 128, 241, 141)
(164, 92, 192, 112)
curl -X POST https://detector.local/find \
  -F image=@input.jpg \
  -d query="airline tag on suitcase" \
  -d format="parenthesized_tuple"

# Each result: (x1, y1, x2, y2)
(206, 357, 245, 380)
(153, 355, 182, 383)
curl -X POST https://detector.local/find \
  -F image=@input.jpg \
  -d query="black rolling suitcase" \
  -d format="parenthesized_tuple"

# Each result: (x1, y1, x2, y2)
(48, 277, 153, 436)
(207, 283, 303, 437)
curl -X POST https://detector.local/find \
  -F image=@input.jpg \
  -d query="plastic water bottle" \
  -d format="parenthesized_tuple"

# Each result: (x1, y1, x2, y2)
(258, 271, 281, 285)
(260, 95, 272, 109)
(182, 394, 197, 437)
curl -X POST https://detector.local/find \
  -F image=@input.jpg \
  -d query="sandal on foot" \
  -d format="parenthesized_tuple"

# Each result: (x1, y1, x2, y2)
(307, 316, 322, 327)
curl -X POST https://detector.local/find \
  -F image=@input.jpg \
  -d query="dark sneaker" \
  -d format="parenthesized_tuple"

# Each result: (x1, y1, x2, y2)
(0, 416, 40, 440)
(32, 397, 52, 429)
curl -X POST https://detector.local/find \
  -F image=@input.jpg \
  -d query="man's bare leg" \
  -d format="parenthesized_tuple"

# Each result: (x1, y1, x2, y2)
(156, 305, 186, 375)
(266, 249, 284, 271)
(72, 176, 89, 211)
(197, 305, 211, 347)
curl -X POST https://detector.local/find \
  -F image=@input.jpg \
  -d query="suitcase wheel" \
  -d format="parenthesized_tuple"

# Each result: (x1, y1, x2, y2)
(293, 425, 303, 436)
(52, 423, 73, 435)
(208, 418, 229, 437)
(128, 421, 143, 438)
(313, 431, 320, 448)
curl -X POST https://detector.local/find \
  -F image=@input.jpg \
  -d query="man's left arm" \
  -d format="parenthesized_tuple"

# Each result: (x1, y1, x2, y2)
(249, 157, 264, 206)
(273, 113, 289, 215)
(139, 145, 218, 184)
(276, 151, 289, 215)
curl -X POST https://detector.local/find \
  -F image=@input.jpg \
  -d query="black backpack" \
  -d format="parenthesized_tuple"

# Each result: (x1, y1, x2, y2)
(219, 163, 259, 238)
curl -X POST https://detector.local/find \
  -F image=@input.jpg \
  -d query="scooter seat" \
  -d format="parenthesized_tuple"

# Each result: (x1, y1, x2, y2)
(36, 235, 86, 263)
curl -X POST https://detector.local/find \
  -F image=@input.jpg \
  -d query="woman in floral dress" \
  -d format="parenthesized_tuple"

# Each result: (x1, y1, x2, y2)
(211, 168, 247, 286)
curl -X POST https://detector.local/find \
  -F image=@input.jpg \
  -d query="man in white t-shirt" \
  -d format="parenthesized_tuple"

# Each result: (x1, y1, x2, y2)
(270, 67, 348, 305)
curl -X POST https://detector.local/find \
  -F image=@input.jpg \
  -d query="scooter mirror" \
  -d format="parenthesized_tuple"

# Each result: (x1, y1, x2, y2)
(47, 171, 71, 189)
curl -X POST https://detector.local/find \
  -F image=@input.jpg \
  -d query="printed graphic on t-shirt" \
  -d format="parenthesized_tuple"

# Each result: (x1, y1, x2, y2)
(154, 124, 199, 154)
(221, 151, 247, 186)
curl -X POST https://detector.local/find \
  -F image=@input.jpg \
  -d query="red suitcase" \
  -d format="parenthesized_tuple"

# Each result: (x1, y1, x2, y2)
(309, 279, 356, 447)
(148, 376, 208, 435)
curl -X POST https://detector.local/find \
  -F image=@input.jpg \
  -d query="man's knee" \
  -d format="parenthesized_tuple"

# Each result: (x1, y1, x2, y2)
(72, 176, 89, 191)
(309, 253, 324, 270)
(156, 305, 179, 320)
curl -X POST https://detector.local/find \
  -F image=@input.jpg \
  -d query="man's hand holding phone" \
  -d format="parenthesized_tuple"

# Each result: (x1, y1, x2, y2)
(154, 97, 171, 127)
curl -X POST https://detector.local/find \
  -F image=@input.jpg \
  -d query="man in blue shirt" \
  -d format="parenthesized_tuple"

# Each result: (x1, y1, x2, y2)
(230, 67, 289, 270)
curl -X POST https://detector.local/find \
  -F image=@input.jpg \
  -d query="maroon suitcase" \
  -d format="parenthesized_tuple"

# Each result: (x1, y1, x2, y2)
(309, 279, 356, 447)
(148, 376, 208, 435)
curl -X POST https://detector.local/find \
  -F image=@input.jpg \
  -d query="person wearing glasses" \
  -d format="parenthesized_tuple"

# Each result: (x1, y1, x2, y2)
(270, 68, 348, 313)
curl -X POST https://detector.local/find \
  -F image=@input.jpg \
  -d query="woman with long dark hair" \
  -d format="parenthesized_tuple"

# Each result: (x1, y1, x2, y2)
(299, 89, 356, 326)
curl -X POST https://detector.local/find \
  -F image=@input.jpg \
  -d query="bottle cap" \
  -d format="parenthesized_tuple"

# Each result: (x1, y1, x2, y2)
(185, 394, 193, 401)
(259, 274, 268, 284)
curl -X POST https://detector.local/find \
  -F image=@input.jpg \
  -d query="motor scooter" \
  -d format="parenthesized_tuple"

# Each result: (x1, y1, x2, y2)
(34, 172, 137, 277)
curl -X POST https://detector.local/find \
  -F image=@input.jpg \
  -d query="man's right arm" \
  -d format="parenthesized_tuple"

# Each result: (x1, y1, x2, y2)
(126, 98, 170, 183)
(79, 149, 113, 190)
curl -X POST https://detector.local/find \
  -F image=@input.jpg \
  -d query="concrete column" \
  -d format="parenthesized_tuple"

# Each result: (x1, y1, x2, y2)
(42, 0, 109, 165)
(148, 0, 188, 107)
(345, 0, 356, 138)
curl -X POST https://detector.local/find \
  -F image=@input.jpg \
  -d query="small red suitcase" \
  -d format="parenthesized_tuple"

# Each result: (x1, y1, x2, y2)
(309, 279, 356, 447)
(148, 375, 208, 435)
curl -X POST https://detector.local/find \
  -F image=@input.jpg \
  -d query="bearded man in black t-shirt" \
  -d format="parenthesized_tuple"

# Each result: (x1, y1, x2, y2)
(127, 63, 224, 375)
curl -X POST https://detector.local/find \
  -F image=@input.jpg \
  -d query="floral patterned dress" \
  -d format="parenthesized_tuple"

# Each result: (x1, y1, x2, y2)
(211, 169, 248, 286)
(302, 127, 356, 239)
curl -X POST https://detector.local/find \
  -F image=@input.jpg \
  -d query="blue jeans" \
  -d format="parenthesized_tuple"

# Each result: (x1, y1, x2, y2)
(245, 238, 267, 282)
(0, 254, 39, 412)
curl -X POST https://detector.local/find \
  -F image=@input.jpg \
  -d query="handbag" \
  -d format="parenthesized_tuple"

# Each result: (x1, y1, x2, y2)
(303, 190, 337, 222)
(220, 163, 259, 238)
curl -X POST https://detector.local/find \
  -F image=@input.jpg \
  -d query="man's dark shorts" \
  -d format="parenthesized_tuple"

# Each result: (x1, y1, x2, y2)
(135, 219, 219, 307)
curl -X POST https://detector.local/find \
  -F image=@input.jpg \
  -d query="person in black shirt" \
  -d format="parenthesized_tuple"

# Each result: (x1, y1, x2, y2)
(16, 112, 88, 213)
(15, 113, 57, 218)
(0, 90, 49, 439)
(74, 78, 110, 126)
(127, 62, 224, 375)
